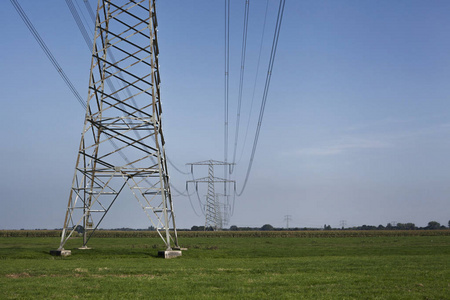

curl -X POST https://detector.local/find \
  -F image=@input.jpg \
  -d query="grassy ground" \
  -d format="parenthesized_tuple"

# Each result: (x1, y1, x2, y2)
(0, 233, 449, 299)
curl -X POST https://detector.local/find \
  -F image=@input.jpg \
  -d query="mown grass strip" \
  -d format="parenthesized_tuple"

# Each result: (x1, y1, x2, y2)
(0, 235, 449, 299)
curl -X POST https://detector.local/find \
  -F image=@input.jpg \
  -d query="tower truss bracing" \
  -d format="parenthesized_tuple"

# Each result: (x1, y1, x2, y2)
(187, 160, 235, 231)
(57, 0, 179, 251)
(205, 164, 218, 229)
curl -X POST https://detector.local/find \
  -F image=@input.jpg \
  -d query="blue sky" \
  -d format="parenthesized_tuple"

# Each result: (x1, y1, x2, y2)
(1, 0, 449, 230)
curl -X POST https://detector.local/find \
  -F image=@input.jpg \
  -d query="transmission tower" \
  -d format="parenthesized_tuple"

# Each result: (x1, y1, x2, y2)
(215, 193, 230, 227)
(284, 215, 292, 229)
(52, 0, 180, 257)
(187, 160, 235, 231)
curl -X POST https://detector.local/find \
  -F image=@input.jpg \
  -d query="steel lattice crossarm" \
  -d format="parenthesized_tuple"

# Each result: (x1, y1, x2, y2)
(186, 160, 235, 172)
(54, 0, 180, 256)
(186, 177, 234, 184)
(187, 160, 235, 166)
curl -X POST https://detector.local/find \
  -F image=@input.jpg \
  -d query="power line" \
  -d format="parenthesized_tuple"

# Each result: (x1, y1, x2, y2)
(10, 0, 87, 110)
(237, 0, 286, 196)
(83, 0, 96, 23)
(64, 0, 138, 166)
(170, 182, 194, 197)
(187, 168, 207, 216)
(224, 0, 231, 200)
(230, 0, 250, 173)
(74, 0, 92, 31)
(168, 158, 190, 175)
(170, 181, 199, 220)
(11, 0, 137, 168)
(185, 187, 202, 217)
(65, 0, 93, 50)
(238, 0, 269, 164)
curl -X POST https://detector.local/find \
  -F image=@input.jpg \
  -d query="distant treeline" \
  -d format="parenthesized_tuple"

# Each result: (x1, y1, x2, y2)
(320, 221, 447, 231)
(1, 229, 449, 238)
(1, 221, 447, 237)
(192, 221, 448, 232)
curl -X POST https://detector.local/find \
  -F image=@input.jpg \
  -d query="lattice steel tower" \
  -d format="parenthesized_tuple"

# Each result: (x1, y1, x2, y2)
(187, 160, 235, 231)
(54, 0, 179, 255)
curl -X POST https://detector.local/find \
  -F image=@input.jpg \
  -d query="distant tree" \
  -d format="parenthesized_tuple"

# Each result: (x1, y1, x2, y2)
(261, 224, 274, 231)
(405, 223, 415, 230)
(360, 225, 377, 230)
(397, 223, 415, 230)
(386, 223, 393, 230)
(74, 225, 84, 234)
(377, 224, 385, 230)
(229, 225, 238, 231)
(427, 221, 440, 230)
(448, 220, 450, 229)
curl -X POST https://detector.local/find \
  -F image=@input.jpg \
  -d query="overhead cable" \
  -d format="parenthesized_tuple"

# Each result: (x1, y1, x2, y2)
(238, 0, 269, 163)
(230, 0, 250, 174)
(10, 0, 87, 110)
(168, 158, 190, 175)
(65, 0, 136, 165)
(66, 0, 93, 49)
(74, 0, 92, 29)
(174, 182, 201, 217)
(186, 169, 207, 216)
(237, 0, 286, 196)
(83, 0, 96, 23)
(11, 0, 136, 167)
(223, 0, 231, 199)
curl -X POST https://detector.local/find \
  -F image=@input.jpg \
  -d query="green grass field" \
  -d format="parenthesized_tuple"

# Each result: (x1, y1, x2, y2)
(0, 232, 449, 299)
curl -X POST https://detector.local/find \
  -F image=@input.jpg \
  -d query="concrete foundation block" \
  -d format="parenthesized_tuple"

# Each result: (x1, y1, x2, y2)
(173, 247, 188, 251)
(78, 246, 91, 250)
(50, 249, 72, 257)
(158, 250, 182, 259)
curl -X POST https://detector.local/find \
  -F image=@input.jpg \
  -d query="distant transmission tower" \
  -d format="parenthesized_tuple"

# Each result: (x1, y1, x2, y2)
(187, 160, 235, 230)
(52, 0, 180, 257)
(340, 220, 347, 229)
(216, 194, 230, 227)
(284, 215, 292, 229)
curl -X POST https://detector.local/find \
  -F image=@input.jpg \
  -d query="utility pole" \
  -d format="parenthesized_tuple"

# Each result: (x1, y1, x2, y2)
(187, 160, 235, 231)
(284, 215, 292, 229)
(51, 0, 181, 258)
